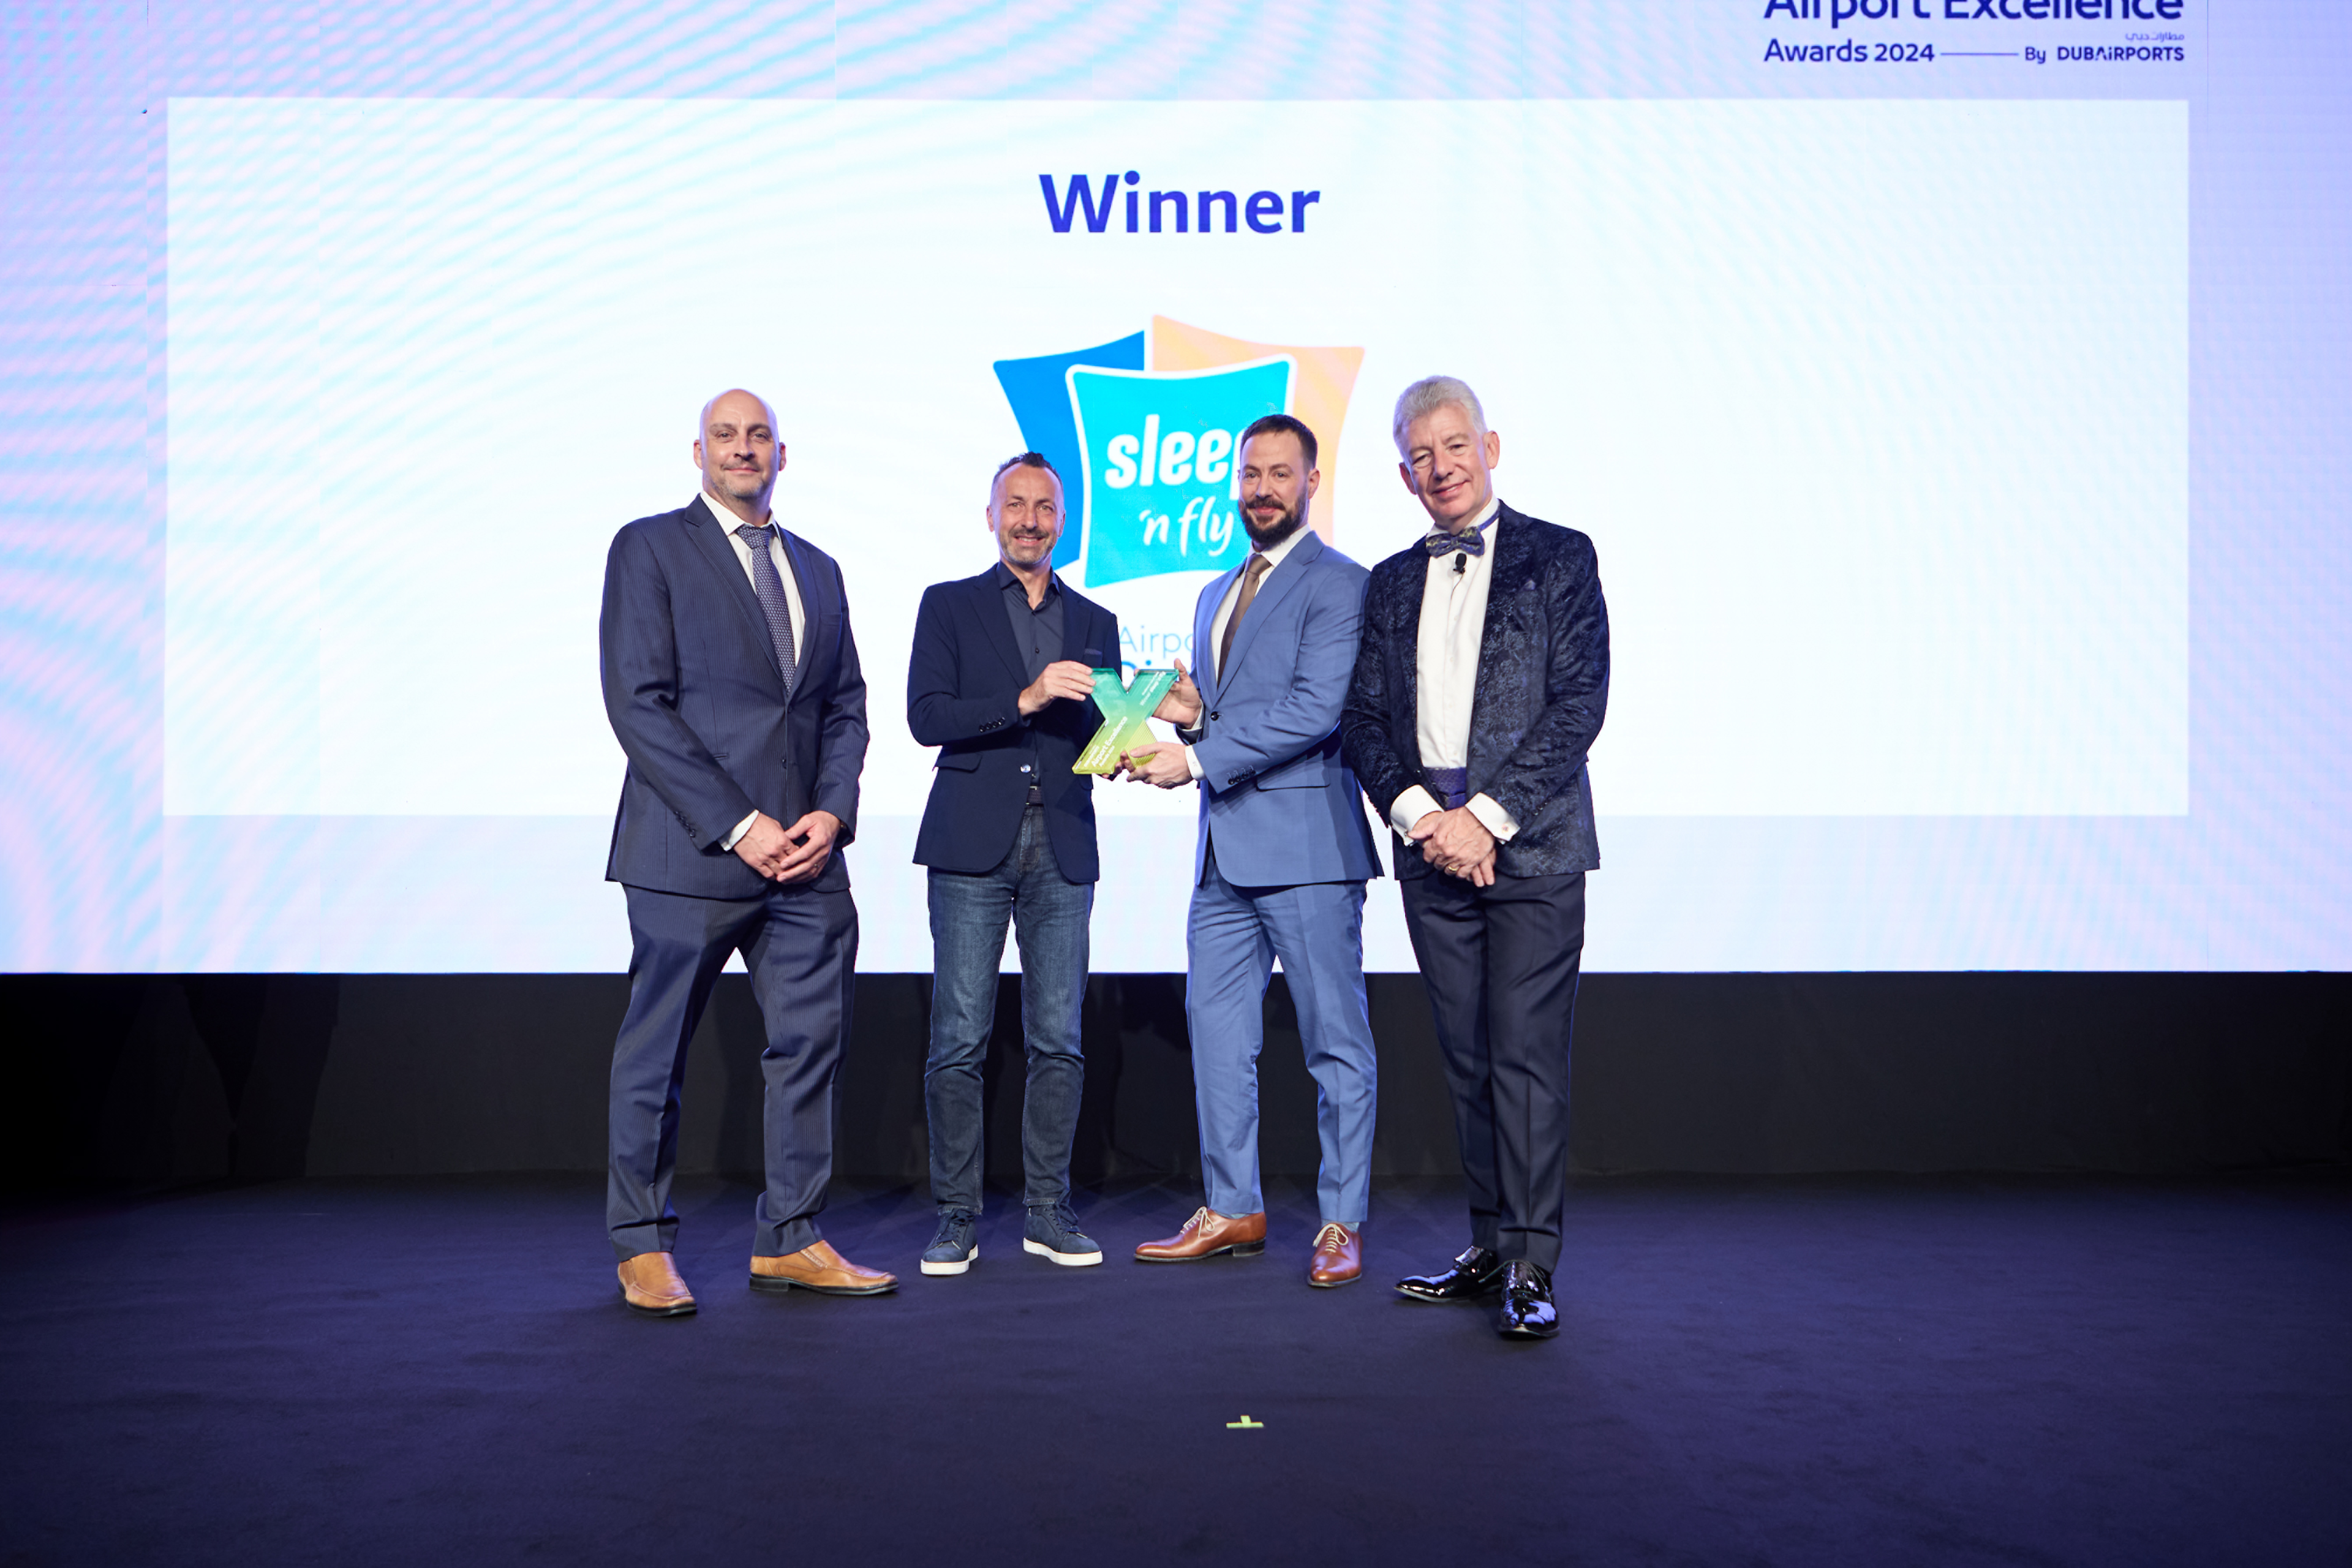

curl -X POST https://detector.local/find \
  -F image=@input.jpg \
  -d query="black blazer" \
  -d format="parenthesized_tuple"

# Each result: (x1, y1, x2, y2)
(600, 494, 868, 899)
(1341, 503, 1610, 880)
(907, 568, 1120, 883)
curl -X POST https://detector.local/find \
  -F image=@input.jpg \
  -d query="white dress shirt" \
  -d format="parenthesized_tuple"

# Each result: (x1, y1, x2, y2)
(1185, 522, 1313, 779)
(706, 489, 807, 850)
(1387, 496, 1520, 843)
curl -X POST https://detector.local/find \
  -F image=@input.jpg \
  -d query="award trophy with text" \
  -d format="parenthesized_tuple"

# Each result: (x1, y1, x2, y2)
(1073, 667, 1180, 775)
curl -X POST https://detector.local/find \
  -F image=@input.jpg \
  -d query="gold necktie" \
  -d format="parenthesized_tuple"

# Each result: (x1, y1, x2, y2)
(1217, 554, 1273, 684)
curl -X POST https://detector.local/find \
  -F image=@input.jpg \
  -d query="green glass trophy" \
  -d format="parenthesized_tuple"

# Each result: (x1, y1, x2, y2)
(1073, 667, 1180, 775)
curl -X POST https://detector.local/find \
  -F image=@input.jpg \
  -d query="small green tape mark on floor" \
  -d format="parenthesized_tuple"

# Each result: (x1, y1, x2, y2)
(1226, 1415, 1264, 1429)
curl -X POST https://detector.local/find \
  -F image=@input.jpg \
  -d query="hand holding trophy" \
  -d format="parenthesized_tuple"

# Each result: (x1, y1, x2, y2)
(1072, 665, 1180, 775)
(1152, 656, 1202, 729)
(1112, 655, 1201, 787)
(1019, 658, 1101, 717)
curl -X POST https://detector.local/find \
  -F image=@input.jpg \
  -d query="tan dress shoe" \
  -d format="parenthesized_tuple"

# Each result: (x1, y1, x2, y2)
(1308, 1222, 1362, 1288)
(618, 1251, 696, 1316)
(1134, 1205, 1267, 1262)
(747, 1238, 897, 1296)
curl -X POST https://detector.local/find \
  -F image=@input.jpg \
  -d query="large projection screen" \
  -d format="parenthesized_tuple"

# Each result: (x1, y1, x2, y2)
(7, 2, 2347, 974)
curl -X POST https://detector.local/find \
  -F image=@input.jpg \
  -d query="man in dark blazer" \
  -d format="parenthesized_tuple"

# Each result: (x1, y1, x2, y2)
(1341, 375, 1610, 1339)
(598, 387, 894, 1316)
(905, 452, 1135, 1276)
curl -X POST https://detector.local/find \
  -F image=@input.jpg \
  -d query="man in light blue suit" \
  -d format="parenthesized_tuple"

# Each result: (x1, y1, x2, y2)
(1119, 414, 1384, 1288)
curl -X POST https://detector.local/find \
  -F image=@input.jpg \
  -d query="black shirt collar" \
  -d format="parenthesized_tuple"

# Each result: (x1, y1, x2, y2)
(992, 560, 1060, 608)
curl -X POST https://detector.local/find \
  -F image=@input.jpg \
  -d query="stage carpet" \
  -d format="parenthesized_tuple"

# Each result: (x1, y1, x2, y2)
(2, 1173, 2347, 1566)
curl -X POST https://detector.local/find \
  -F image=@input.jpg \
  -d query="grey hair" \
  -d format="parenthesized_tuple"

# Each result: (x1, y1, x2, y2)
(698, 388, 778, 439)
(1391, 375, 1487, 457)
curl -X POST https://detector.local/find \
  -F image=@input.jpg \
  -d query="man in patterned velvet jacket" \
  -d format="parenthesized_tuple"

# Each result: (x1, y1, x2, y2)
(1340, 375, 1610, 1340)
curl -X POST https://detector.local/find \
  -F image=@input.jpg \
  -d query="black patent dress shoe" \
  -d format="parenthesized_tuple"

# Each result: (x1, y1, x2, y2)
(1495, 1261, 1558, 1340)
(1395, 1245, 1504, 1303)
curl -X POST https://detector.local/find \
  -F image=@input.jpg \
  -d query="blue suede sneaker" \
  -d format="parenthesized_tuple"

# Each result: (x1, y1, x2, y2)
(921, 1208, 979, 1276)
(1022, 1203, 1103, 1267)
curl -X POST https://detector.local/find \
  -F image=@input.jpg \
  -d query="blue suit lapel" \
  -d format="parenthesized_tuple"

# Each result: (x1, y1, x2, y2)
(1218, 530, 1323, 693)
(777, 526, 831, 705)
(687, 494, 786, 688)
(1196, 562, 1243, 699)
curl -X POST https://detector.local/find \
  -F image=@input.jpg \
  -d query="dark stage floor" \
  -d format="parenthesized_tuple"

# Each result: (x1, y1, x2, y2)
(2, 1172, 2348, 1567)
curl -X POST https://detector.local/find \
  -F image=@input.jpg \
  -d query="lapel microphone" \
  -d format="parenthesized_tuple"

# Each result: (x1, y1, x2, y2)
(1454, 552, 1468, 575)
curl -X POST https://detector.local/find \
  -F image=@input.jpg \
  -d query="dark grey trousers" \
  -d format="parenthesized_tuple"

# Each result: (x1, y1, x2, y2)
(1400, 869, 1586, 1272)
(607, 880, 858, 1261)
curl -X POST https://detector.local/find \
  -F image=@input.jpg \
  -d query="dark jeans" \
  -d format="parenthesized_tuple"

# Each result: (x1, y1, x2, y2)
(608, 880, 858, 1261)
(925, 805, 1093, 1213)
(1400, 869, 1585, 1272)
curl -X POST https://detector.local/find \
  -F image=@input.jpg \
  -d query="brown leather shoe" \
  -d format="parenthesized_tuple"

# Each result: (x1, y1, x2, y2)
(747, 1239, 897, 1296)
(617, 1251, 696, 1316)
(1308, 1222, 1361, 1288)
(1134, 1205, 1267, 1262)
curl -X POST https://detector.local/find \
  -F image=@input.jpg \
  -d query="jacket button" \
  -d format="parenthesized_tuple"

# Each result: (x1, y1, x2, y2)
(1208, 711, 1219, 722)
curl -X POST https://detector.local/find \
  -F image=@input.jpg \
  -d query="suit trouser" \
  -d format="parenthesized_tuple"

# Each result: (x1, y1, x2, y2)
(1400, 868, 1585, 1272)
(1186, 845, 1377, 1227)
(608, 880, 858, 1261)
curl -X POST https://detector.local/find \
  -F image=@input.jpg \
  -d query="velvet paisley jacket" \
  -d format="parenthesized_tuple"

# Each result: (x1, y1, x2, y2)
(1341, 503, 1610, 880)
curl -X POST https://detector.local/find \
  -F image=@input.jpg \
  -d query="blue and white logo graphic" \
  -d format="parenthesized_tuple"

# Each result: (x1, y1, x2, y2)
(993, 317, 1359, 674)
(1066, 358, 1290, 588)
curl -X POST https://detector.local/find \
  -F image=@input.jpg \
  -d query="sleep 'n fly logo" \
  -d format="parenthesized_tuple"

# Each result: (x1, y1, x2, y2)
(1067, 358, 1283, 587)
(993, 317, 1363, 592)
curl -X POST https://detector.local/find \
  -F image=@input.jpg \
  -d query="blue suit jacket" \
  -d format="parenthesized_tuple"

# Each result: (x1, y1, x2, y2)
(600, 494, 868, 899)
(907, 569, 1120, 883)
(1183, 529, 1382, 887)
(1341, 503, 1609, 880)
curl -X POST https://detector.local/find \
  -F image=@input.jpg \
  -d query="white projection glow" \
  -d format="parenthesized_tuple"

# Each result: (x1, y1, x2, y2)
(164, 97, 2188, 971)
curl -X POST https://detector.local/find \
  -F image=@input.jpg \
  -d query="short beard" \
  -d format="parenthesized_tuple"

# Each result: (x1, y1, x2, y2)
(1242, 498, 1305, 549)
(709, 462, 771, 502)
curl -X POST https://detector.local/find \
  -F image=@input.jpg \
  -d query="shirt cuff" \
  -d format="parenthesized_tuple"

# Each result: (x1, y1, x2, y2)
(1466, 793, 1520, 843)
(1389, 786, 1443, 837)
(720, 810, 760, 851)
(1185, 745, 1204, 780)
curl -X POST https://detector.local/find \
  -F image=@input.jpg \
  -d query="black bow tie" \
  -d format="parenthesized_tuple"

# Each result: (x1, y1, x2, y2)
(1423, 526, 1488, 559)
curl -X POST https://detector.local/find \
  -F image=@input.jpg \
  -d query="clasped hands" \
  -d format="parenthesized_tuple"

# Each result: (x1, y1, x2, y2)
(1412, 807, 1497, 886)
(1114, 656, 1202, 789)
(731, 809, 842, 883)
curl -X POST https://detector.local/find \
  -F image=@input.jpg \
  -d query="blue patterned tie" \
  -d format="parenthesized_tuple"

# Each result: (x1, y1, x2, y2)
(735, 524, 799, 698)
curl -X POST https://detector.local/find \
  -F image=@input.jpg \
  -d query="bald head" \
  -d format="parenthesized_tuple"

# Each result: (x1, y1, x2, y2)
(694, 388, 784, 524)
(699, 387, 775, 439)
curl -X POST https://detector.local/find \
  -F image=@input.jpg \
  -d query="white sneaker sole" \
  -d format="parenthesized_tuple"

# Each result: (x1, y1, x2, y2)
(1023, 1238, 1104, 1267)
(920, 1246, 976, 1276)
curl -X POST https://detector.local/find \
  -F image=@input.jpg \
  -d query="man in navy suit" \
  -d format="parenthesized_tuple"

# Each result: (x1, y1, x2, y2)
(1341, 375, 1610, 1340)
(905, 452, 1144, 1276)
(1121, 414, 1384, 1288)
(598, 388, 895, 1316)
